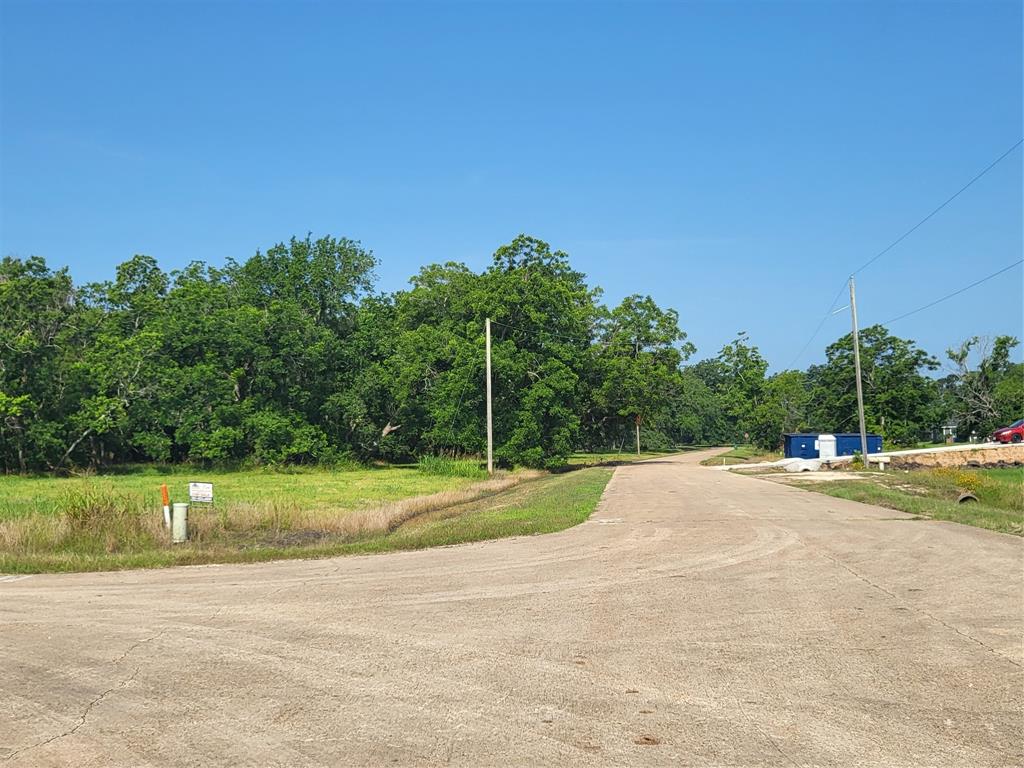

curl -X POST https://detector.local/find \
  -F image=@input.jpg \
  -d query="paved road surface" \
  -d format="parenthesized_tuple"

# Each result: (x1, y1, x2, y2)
(2, 451, 1021, 767)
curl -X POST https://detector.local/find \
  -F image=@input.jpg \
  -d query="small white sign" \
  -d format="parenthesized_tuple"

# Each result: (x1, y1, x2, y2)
(188, 482, 214, 504)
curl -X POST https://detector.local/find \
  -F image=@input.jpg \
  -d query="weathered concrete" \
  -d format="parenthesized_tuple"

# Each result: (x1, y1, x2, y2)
(2, 450, 1021, 767)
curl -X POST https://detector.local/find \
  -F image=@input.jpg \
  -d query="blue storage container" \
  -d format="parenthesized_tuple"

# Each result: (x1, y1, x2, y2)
(834, 433, 882, 456)
(783, 433, 820, 459)
(783, 432, 883, 458)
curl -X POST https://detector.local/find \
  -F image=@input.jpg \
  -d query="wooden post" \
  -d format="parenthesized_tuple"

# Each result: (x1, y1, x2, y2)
(849, 277, 869, 461)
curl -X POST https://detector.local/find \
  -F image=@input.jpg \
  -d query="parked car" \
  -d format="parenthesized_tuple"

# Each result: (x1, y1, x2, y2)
(990, 419, 1024, 443)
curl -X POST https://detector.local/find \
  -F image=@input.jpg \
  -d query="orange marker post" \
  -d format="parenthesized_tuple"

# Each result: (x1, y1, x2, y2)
(161, 484, 171, 528)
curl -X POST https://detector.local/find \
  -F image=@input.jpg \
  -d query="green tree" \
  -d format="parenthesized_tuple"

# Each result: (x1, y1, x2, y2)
(748, 370, 810, 449)
(687, 332, 768, 442)
(945, 335, 1022, 437)
(593, 295, 693, 454)
(807, 325, 940, 446)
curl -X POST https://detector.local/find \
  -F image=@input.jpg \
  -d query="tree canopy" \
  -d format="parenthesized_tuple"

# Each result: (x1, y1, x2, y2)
(1, 234, 1020, 472)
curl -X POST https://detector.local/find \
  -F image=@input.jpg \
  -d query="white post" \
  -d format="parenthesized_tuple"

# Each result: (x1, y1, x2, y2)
(849, 277, 869, 461)
(485, 318, 493, 475)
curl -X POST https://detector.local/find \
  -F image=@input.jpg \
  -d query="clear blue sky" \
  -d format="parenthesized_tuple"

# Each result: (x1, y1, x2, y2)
(1, 0, 1021, 369)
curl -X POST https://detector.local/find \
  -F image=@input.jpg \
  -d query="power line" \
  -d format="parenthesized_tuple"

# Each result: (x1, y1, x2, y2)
(785, 280, 848, 369)
(881, 259, 1023, 326)
(787, 138, 1022, 367)
(852, 139, 1022, 276)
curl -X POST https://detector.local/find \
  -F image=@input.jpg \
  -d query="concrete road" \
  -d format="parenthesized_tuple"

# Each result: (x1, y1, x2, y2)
(2, 451, 1021, 767)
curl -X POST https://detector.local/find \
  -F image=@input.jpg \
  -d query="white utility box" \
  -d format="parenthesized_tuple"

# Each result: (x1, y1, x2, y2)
(818, 433, 837, 460)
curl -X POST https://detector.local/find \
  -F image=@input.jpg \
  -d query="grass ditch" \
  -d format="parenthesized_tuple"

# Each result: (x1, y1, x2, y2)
(0, 463, 614, 573)
(700, 445, 782, 466)
(799, 466, 1023, 536)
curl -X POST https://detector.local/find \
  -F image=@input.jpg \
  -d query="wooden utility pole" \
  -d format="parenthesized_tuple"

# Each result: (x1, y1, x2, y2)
(485, 318, 493, 475)
(635, 415, 641, 456)
(849, 277, 869, 461)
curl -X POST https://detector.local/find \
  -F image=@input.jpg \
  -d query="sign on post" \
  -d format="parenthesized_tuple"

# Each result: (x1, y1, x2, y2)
(188, 482, 214, 504)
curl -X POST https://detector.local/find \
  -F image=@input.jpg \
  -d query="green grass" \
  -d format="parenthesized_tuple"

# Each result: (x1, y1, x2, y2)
(566, 450, 678, 466)
(0, 467, 612, 573)
(804, 467, 1023, 536)
(385, 467, 613, 549)
(0, 464, 476, 522)
(700, 445, 782, 466)
(416, 455, 489, 479)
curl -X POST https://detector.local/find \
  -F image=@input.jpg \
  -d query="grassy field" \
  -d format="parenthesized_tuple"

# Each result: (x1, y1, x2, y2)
(804, 466, 1023, 536)
(0, 459, 614, 573)
(0, 463, 483, 522)
(700, 445, 782, 466)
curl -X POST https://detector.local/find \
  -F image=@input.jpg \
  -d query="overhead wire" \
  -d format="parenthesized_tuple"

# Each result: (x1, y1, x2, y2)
(786, 139, 1022, 367)
(881, 259, 1023, 326)
(785, 281, 849, 370)
(851, 139, 1022, 276)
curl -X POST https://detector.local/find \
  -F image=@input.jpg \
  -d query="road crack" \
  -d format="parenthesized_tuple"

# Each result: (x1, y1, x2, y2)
(3, 668, 140, 762)
(110, 627, 168, 666)
(3, 627, 166, 762)
(798, 536, 1022, 669)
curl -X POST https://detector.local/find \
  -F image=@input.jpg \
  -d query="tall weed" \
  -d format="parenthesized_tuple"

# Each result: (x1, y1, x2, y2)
(417, 455, 487, 479)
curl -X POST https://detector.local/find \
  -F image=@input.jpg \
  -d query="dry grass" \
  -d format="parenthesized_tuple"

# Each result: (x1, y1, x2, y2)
(184, 470, 540, 540)
(0, 470, 543, 571)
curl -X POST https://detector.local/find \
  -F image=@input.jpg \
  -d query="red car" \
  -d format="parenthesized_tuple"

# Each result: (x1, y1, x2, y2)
(991, 419, 1024, 443)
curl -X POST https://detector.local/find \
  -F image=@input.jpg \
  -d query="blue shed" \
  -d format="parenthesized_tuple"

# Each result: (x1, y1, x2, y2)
(783, 433, 820, 459)
(834, 433, 882, 456)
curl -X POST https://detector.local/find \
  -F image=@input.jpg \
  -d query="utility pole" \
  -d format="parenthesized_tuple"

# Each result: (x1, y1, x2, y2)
(849, 276, 869, 462)
(485, 317, 493, 475)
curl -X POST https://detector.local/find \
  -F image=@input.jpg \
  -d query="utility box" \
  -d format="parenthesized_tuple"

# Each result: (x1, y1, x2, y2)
(818, 433, 837, 459)
(171, 503, 189, 544)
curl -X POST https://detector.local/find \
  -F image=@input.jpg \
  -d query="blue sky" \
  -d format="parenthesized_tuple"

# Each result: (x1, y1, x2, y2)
(1, 0, 1021, 370)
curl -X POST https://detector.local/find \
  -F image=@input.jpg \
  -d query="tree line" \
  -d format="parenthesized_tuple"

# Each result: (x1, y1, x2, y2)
(1, 233, 1020, 472)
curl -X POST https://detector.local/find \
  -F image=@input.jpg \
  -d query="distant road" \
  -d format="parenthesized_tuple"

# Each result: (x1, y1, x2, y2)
(2, 450, 1021, 767)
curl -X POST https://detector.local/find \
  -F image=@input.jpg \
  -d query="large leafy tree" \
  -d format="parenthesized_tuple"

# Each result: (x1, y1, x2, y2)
(807, 325, 941, 446)
(380, 235, 602, 467)
(666, 369, 729, 446)
(688, 332, 769, 442)
(748, 370, 811, 449)
(944, 335, 1022, 437)
(592, 295, 693, 454)
(0, 256, 87, 470)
